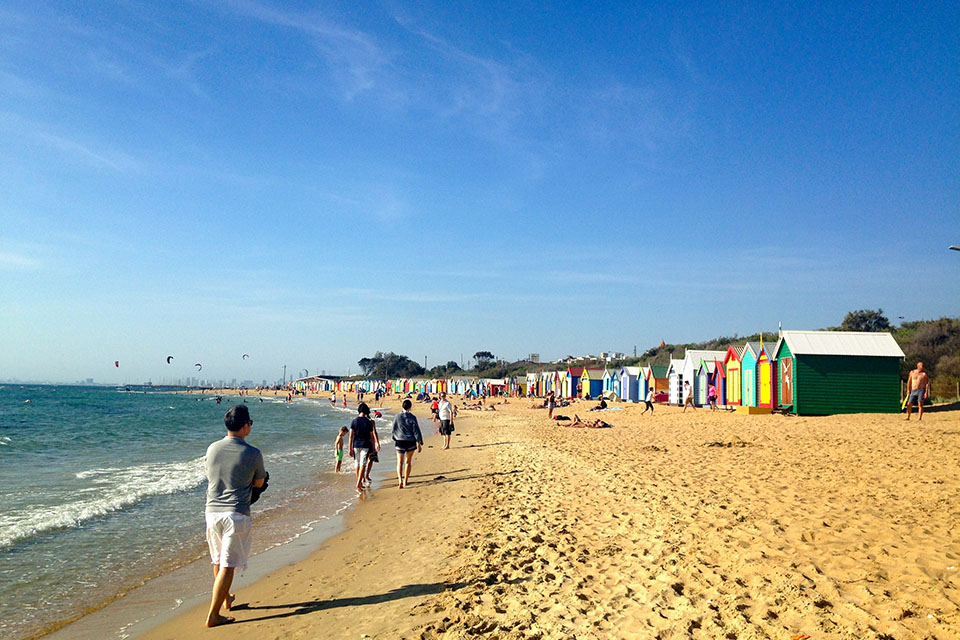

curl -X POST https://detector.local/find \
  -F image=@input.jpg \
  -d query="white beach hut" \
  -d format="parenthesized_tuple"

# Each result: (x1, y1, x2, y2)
(667, 358, 684, 405)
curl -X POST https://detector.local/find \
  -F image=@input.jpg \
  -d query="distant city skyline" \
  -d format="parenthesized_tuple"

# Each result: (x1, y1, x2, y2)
(1, 1, 958, 383)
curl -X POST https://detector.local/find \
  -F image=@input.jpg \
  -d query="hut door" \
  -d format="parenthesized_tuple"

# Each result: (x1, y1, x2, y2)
(780, 358, 793, 405)
(759, 360, 771, 406)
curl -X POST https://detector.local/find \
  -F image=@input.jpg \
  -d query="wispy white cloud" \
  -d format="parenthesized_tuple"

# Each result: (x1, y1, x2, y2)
(160, 48, 216, 99)
(34, 129, 139, 172)
(0, 250, 41, 270)
(222, 0, 390, 99)
(0, 110, 140, 173)
(309, 180, 413, 222)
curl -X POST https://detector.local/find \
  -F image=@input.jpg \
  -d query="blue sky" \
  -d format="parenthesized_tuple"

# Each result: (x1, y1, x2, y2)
(1, 1, 958, 383)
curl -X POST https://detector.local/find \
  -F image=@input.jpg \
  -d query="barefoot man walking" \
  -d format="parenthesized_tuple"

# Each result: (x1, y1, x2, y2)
(905, 362, 931, 421)
(204, 405, 266, 627)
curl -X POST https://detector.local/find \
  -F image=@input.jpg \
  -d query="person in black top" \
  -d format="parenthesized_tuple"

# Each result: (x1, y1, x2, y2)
(348, 403, 379, 492)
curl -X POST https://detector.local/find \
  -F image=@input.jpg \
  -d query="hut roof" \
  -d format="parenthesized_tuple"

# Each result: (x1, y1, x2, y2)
(776, 331, 905, 358)
(685, 349, 727, 362)
(621, 366, 641, 376)
(650, 365, 668, 378)
(743, 342, 761, 358)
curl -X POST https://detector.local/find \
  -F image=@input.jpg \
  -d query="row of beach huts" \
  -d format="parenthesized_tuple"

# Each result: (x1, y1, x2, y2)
(296, 331, 906, 416)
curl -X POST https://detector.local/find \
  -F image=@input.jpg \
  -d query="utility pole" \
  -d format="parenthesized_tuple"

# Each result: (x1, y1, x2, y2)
(424, 356, 427, 370)
(633, 345, 637, 357)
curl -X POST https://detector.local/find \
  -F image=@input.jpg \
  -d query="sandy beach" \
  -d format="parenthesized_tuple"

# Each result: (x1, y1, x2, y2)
(131, 395, 959, 640)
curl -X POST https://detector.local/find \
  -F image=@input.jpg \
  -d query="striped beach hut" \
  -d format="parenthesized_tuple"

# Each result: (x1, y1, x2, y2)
(711, 358, 726, 406)
(580, 368, 604, 398)
(526, 373, 538, 396)
(696, 360, 716, 405)
(667, 359, 684, 405)
(539, 370, 554, 396)
(562, 367, 583, 398)
(740, 343, 760, 407)
(723, 346, 742, 406)
(602, 368, 617, 397)
(649, 365, 668, 394)
(774, 330, 905, 415)
(556, 370, 568, 398)
(619, 366, 641, 402)
(757, 344, 777, 409)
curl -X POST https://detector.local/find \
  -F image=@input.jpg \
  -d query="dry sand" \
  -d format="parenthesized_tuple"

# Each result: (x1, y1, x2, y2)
(138, 396, 960, 640)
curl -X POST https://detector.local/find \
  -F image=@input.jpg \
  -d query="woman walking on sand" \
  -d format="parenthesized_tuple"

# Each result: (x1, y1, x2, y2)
(391, 399, 423, 489)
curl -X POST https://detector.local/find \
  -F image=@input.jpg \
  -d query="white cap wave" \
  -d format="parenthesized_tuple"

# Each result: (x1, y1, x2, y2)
(0, 457, 206, 550)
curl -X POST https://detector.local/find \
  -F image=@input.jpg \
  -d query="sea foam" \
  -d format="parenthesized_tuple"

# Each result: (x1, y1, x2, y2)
(0, 457, 206, 549)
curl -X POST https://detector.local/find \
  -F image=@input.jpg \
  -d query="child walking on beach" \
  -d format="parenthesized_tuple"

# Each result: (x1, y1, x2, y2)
(334, 426, 348, 473)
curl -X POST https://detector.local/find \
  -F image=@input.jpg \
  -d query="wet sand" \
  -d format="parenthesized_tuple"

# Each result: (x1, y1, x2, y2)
(136, 397, 959, 639)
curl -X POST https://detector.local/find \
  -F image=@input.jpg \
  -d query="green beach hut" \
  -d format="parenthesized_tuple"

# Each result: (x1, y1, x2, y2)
(773, 330, 905, 415)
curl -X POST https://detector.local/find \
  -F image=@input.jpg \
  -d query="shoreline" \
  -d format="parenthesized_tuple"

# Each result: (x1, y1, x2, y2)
(32, 395, 960, 639)
(37, 393, 479, 640)
(30, 390, 419, 640)
(136, 403, 496, 639)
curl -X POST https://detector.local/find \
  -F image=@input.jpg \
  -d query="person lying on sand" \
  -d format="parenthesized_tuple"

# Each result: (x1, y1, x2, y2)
(589, 397, 608, 412)
(568, 414, 611, 429)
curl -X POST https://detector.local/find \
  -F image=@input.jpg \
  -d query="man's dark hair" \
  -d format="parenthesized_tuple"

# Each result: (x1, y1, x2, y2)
(357, 402, 370, 416)
(224, 405, 251, 431)
(402, 399, 412, 410)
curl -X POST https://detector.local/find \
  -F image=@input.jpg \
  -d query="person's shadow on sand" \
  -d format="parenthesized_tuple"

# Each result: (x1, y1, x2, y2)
(231, 577, 528, 623)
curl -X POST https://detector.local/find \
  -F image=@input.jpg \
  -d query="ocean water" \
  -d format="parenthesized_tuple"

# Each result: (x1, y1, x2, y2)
(0, 385, 378, 639)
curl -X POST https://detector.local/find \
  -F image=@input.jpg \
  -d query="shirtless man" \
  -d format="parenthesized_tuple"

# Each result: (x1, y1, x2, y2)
(905, 362, 930, 421)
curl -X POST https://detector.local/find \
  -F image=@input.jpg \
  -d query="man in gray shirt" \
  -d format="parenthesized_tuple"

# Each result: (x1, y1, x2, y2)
(204, 405, 266, 627)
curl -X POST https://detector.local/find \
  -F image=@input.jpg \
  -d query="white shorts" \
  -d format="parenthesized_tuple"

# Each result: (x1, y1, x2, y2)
(354, 447, 370, 469)
(205, 512, 253, 569)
